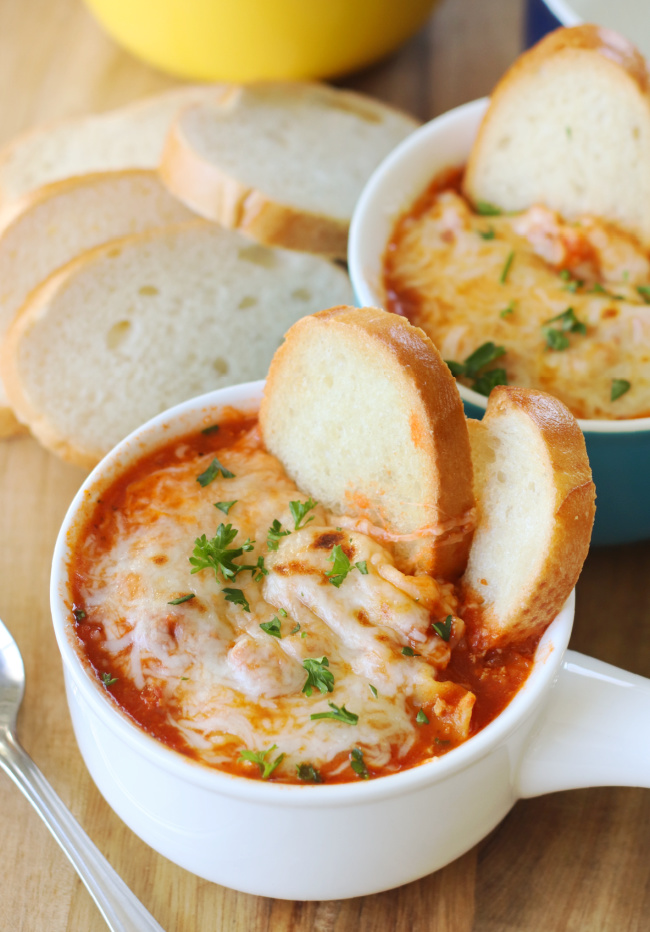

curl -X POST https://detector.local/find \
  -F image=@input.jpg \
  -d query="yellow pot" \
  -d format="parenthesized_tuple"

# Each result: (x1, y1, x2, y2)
(83, 0, 438, 82)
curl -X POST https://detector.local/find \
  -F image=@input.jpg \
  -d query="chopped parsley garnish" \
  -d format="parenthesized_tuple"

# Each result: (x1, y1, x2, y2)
(168, 593, 195, 605)
(101, 672, 117, 686)
(637, 285, 650, 304)
(459, 341, 506, 378)
(239, 745, 284, 779)
(435, 737, 451, 746)
(302, 656, 335, 696)
(401, 646, 420, 657)
(215, 500, 237, 515)
(432, 615, 453, 641)
(500, 301, 515, 318)
(611, 379, 631, 401)
(499, 250, 515, 284)
(350, 747, 369, 779)
(310, 702, 359, 725)
(542, 307, 586, 351)
(222, 588, 250, 612)
(196, 457, 234, 486)
(279, 608, 287, 617)
(290, 622, 301, 635)
(445, 342, 508, 397)
(369, 684, 378, 698)
(267, 518, 290, 551)
(326, 544, 352, 587)
(473, 368, 508, 396)
(260, 616, 282, 638)
(325, 545, 368, 587)
(289, 498, 318, 530)
(72, 607, 86, 621)
(587, 282, 623, 300)
(190, 523, 254, 582)
(201, 423, 220, 435)
(475, 200, 502, 216)
(249, 555, 268, 582)
(478, 226, 495, 240)
(296, 763, 322, 783)
(416, 708, 429, 725)
(559, 269, 584, 293)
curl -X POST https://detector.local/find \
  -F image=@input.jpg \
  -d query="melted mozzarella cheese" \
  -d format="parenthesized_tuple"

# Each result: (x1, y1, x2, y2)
(386, 188, 650, 419)
(74, 427, 475, 780)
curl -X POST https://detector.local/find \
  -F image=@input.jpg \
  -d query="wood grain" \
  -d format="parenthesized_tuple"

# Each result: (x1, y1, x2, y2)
(0, 0, 648, 929)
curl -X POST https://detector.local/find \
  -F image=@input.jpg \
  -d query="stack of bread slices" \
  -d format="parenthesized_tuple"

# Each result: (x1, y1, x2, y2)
(0, 82, 418, 466)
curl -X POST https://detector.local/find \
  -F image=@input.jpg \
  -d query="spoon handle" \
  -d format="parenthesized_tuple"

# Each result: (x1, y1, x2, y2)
(0, 728, 165, 932)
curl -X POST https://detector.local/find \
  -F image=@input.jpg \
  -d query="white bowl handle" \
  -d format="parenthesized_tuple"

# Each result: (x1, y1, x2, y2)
(517, 649, 650, 797)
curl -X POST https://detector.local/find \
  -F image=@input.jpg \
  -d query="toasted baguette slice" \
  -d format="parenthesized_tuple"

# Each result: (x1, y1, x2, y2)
(160, 83, 418, 259)
(1, 221, 353, 468)
(0, 170, 195, 438)
(461, 386, 595, 651)
(0, 84, 230, 206)
(259, 306, 475, 578)
(463, 25, 650, 247)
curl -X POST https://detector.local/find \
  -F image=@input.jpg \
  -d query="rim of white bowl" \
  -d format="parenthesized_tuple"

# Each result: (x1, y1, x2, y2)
(51, 379, 574, 808)
(348, 97, 650, 437)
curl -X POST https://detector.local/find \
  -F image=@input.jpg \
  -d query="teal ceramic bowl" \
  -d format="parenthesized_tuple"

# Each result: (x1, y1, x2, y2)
(348, 99, 650, 546)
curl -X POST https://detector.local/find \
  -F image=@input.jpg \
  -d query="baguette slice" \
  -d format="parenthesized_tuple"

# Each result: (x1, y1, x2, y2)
(0, 84, 230, 206)
(0, 170, 194, 438)
(259, 306, 476, 579)
(1, 221, 353, 468)
(463, 25, 650, 247)
(462, 386, 595, 652)
(160, 83, 418, 259)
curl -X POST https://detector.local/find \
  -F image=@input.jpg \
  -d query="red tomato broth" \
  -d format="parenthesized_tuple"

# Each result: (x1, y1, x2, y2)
(67, 409, 541, 785)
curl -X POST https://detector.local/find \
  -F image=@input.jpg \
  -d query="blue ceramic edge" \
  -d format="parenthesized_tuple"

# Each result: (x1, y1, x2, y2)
(525, 0, 562, 48)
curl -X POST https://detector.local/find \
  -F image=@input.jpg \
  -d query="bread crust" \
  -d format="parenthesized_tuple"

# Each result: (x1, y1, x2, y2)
(462, 386, 596, 651)
(260, 305, 476, 578)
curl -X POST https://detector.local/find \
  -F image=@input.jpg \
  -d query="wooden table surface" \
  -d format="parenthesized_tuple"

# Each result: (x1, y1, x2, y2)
(1, 0, 649, 929)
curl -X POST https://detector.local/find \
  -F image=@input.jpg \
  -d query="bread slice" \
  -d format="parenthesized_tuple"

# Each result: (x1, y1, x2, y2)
(461, 386, 595, 652)
(160, 82, 418, 259)
(0, 170, 195, 438)
(463, 25, 650, 247)
(0, 84, 231, 206)
(259, 306, 476, 579)
(0, 221, 353, 468)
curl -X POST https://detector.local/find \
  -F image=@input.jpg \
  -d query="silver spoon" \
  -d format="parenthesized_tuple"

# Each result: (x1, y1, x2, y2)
(0, 616, 165, 932)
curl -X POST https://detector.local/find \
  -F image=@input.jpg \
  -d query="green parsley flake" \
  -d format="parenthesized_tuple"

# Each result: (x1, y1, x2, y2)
(401, 646, 420, 657)
(432, 615, 453, 642)
(302, 656, 335, 696)
(267, 518, 291, 551)
(416, 708, 429, 725)
(290, 622, 301, 635)
(222, 588, 250, 612)
(296, 763, 322, 783)
(239, 745, 284, 779)
(350, 747, 369, 779)
(500, 301, 515, 319)
(201, 424, 220, 435)
(355, 560, 369, 575)
(463, 341, 507, 378)
(473, 368, 508, 396)
(279, 608, 287, 617)
(101, 672, 118, 686)
(189, 523, 254, 582)
(478, 226, 495, 240)
(260, 616, 282, 638)
(289, 498, 319, 530)
(611, 379, 631, 401)
(475, 200, 502, 216)
(196, 457, 234, 486)
(326, 544, 352, 587)
(542, 307, 587, 351)
(369, 684, 378, 698)
(167, 593, 195, 605)
(499, 250, 515, 284)
(72, 607, 86, 621)
(310, 702, 359, 725)
(215, 500, 237, 515)
(636, 285, 650, 304)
